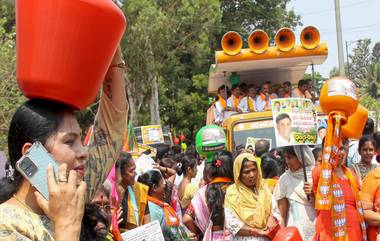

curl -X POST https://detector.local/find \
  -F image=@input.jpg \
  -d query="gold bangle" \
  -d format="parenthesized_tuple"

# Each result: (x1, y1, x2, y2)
(109, 60, 126, 69)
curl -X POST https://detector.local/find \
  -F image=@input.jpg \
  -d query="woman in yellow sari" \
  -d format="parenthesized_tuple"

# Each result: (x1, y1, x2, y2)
(224, 153, 280, 241)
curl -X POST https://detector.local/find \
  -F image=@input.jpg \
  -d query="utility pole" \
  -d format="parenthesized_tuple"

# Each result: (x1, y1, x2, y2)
(334, 0, 345, 76)
(345, 41, 349, 76)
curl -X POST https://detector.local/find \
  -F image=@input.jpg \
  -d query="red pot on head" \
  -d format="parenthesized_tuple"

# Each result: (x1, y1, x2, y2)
(16, 0, 126, 110)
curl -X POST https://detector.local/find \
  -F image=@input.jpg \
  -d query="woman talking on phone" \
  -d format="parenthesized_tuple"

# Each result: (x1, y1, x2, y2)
(0, 47, 128, 241)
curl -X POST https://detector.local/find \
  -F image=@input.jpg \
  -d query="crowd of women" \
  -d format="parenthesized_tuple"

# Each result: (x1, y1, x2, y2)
(1, 46, 380, 241)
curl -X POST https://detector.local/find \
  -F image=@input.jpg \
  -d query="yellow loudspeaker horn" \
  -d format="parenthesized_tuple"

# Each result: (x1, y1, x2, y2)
(300, 26, 320, 50)
(221, 31, 243, 55)
(275, 28, 295, 52)
(248, 30, 269, 54)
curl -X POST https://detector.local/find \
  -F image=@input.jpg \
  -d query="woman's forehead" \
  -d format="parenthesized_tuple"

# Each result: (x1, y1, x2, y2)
(57, 112, 81, 134)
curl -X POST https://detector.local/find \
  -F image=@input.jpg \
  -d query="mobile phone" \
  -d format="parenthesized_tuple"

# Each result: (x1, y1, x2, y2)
(16, 141, 59, 200)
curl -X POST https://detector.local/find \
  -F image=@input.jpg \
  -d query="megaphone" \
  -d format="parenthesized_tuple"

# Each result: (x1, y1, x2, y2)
(300, 26, 320, 50)
(221, 31, 243, 56)
(275, 28, 295, 52)
(248, 30, 269, 54)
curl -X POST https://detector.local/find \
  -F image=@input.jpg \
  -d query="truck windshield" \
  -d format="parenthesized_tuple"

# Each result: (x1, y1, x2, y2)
(232, 119, 277, 151)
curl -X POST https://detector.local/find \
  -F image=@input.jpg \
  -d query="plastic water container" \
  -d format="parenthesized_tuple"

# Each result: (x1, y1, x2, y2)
(16, 0, 126, 110)
(342, 104, 368, 139)
(319, 76, 358, 117)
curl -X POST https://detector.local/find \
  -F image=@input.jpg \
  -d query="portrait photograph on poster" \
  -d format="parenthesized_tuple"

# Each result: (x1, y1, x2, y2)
(272, 98, 317, 147)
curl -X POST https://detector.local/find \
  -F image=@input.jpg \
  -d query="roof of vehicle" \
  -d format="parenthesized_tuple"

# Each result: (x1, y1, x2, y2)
(208, 44, 328, 94)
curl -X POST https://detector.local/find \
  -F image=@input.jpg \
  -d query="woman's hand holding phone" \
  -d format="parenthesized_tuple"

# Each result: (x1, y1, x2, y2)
(35, 163, 87, 241)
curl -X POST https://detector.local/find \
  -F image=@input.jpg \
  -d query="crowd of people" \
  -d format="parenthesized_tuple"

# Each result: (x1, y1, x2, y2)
(209, 79, 316, 125)
(0, 44, 380, 241)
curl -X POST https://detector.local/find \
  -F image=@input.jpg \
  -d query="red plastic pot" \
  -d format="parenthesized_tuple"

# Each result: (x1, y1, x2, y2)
(16, 0, 126, 110)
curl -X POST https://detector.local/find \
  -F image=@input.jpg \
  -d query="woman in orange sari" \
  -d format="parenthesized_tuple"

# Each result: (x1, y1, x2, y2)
(312, 138, 367, 241)
(360, 154, 380, 241)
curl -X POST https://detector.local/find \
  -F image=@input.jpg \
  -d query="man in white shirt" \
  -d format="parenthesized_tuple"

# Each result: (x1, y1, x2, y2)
(275, 113, 294, 146)
(213, 85, 229, 124)
(239, 84, 257, 112)
(256, 82, 278, 111)
(227, 84, 243, 113)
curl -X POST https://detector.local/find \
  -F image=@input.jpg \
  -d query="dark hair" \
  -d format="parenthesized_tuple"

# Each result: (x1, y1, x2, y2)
(231, 84, 240, 91)
(247, 84, 256, 90)
(80, 204, 110, 241)
(137, 170, 163, 195)
(298, 79, 308, 88)
(116, 152, 133, 175)
(363, 118, 375, 136)
(358, 135, 376, 152)
(283, 81, 291, 87)
(373, 132, 380, 150)
(255, 139, 270, 157)
(312, 147, 322, 162)
(159, 157, 175, 169)
(261, 153, 279, 178)
(176, 155, 197, 176)
(276, 113, 291, 124)
(217, 85, 228, 93)
(185, 145, 198, 160)
(0, 99, 73, 203)
(282, 146, 297, 157)
(171, 144, 182, 155)
(156, 145, 170, 160)
(206, 151, 233, 226)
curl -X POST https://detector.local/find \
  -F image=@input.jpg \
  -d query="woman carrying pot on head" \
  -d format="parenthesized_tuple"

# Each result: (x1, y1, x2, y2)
(224, 153, 280, 241)
(183, 150, 234, 241)
(274, 146, 316, 241)
(0, 47, 128, 241)
(313, 138, 367, 241)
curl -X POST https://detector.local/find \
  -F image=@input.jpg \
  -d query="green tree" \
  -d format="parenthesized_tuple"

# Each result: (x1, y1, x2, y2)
(360, 63, 380, 99)
(304, 72, 326, 96)
(0, 8, 24, 151)
(347, 39, 371, 84)
(372, 42, 380, 64)
(220, 0, 301, 46)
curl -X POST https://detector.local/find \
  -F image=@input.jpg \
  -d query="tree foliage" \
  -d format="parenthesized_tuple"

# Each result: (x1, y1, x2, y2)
(347, 39, 372, 83)
(220, 0, 301, 46)
(0, 2, 24, 152)
(0, 0, 302, 146)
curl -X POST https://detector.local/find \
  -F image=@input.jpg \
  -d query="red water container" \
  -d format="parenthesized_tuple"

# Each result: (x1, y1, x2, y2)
(272, 227, 303, 241)
(16, 0, 126, 110)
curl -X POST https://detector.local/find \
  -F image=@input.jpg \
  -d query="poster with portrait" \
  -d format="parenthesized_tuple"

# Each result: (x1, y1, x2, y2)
(141, 125, 164, 145)
(245, 137, 272, 151)
(271, 98, 317, 147)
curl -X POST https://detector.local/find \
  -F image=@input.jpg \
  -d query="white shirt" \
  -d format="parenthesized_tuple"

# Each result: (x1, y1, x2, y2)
(238, 96, 256, 112)
(213, 101, 225, 124)
(276, 133, 295, 147)
(255, 93, 278, 111)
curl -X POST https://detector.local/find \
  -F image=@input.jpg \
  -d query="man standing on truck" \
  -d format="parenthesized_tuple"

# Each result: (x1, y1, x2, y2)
(238, 84, 257, 112)
(283, 81, 292, 98)
(255, 81, 278, 111)
(213, 85, 228, 124)
(227, 84, 243, 113)
(292, 79, 312, 99)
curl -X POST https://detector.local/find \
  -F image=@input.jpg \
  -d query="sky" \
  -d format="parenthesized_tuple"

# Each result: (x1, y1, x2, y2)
(288, 0, 380, 77)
